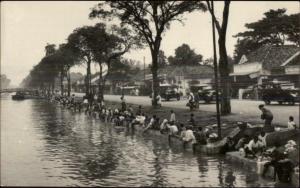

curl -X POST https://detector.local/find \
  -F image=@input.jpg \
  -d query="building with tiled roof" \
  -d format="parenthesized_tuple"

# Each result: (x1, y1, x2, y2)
(132, 65, 215, 96)
(230, 44, 300, 98)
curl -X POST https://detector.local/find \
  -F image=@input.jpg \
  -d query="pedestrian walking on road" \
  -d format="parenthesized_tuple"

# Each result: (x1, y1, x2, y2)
(258, 104, 274, 132)
(157, 94, 162, 107)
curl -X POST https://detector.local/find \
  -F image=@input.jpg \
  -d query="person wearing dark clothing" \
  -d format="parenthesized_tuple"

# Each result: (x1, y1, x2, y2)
(221, 137, 235, 154)
(262, 143, 287, 181)
(136, 105, 142, 116)
(259, 104, 274, 132)
(194, 127, 207, 145)
(120, 95, 126, 112)
(188, 113, 196, 127)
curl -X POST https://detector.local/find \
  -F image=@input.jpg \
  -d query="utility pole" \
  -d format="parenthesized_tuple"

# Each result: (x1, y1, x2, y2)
(143, 56, 146, 82)
(211, 0, 222, 139)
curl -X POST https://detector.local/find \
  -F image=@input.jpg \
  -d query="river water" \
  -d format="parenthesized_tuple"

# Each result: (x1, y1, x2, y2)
(1, 94, 275, 187)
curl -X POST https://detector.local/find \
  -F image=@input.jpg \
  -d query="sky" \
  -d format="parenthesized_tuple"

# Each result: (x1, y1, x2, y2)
(1, 1, 299, 86)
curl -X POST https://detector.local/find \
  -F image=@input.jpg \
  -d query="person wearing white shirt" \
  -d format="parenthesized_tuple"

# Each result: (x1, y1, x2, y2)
(287, 116, 297, 129)
(160, 119, 169, 133)
(244, 136, 263, 157)
(258, 131, 267, 149)
(135, 114, 146, 125)
(157, 94, 162, 107)
(182, 126, 196, 144)
(170, 110, 176, 122)
(188, 92, 195, 103)
(144, 115, 156, 132)
(167, 123, 178, 135)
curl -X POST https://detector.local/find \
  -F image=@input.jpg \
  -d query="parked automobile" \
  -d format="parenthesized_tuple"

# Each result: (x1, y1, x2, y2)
(190, 85, 221, 104)
(160, 84, 181, 101)
(150, 84, 181, 101)
(197, 89, 221, 103)
(261, 83, 297, 105)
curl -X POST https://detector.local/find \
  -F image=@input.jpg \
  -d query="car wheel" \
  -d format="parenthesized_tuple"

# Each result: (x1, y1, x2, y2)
(177, 96, 180, 101)
(278, 101, 283, 105)
(264, 100, 271, 105)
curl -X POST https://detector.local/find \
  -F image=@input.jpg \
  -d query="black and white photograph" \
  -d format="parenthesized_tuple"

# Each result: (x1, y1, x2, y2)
(1, 1, 299, 187)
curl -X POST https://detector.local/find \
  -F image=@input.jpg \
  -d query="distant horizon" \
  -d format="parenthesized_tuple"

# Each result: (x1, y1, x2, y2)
(1, 1, 299, 86)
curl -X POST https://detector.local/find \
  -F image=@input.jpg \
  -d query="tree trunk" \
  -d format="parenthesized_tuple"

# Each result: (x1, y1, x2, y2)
(60, 71, 64, 96)
(86, 60, 91, 97)
(98, 63, 103, 102)
(218, 33, 231, 115)
(101, 78, 106, 102)
(151, 48, 160, 107)
(67, 69, 71, 97)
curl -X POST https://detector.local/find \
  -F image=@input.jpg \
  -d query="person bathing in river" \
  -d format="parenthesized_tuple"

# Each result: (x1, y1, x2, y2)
(132, 113, 146, 127)
(180, 124, 187, 139)
(182, 125, 196, 150)
(221, 137, 235, 154)
(167, 121, 179, 136)
(160, 119, 169, 134)
(143, 115, 157, 132)
(194, 127, 207, 145)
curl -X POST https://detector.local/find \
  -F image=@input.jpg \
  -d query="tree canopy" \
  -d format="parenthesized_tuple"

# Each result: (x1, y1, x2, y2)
(89, 1, 207, 106)
(168, 44, 203, 66)
(233, 9, 300, 62)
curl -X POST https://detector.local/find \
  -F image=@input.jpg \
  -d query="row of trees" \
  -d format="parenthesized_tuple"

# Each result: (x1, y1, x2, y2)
(23, 1, 233, 114)
(22, 23, 141, 102)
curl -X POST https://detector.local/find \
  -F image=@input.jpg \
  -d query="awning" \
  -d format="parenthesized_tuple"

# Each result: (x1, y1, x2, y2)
(230, 71, 260, 77)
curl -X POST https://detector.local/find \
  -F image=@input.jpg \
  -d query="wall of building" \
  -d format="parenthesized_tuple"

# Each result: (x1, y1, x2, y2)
(233, 62, 262, 74)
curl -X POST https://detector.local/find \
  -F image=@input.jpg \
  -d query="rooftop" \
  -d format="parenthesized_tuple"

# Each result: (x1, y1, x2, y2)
(241, 44, 300, 70)
(132, 65, 214, 80)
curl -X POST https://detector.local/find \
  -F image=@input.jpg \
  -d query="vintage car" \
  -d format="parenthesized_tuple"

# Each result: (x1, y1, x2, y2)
(261, 83, 298, 105)
(151, 83, 181, 101)
(190, 85, 221, 104)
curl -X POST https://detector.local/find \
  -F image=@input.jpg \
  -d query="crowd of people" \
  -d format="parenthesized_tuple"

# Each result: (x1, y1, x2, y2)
(220, 121, 299, 183)
(47, 93, 223, 151)
(47, 93, 299, 184)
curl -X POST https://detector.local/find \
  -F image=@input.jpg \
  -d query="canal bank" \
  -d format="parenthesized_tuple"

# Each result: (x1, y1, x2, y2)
(101, 99, 299, 187)
(1, 94, 278, 187)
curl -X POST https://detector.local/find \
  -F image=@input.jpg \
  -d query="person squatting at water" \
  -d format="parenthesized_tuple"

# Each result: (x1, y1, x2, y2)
(262, 141, 296, 183)
(52, 95, 228, 154)
(50, 93, 299, 185)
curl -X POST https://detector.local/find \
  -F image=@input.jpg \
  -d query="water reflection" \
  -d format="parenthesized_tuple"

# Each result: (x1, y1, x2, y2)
(1, 96, 276, 187)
